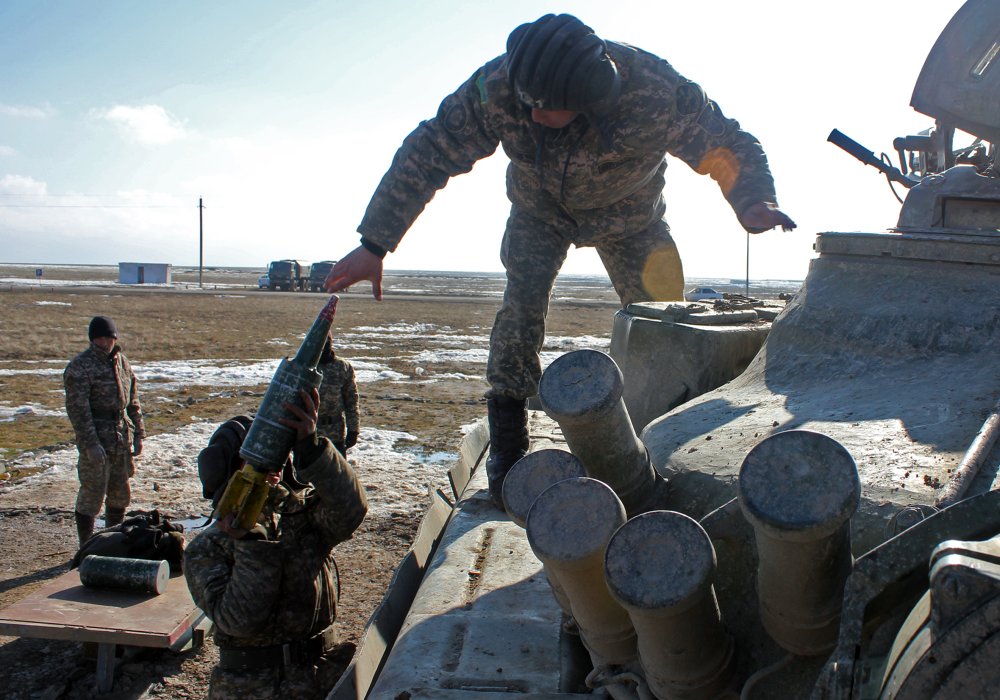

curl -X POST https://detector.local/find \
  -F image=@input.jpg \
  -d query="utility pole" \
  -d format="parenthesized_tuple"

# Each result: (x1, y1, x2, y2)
(198, 198, 204, 288)
(745, 231, 750, 297)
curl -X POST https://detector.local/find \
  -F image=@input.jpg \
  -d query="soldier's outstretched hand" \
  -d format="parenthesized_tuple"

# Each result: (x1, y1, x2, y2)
(280, 387, 320, 441)
(325, 245, 384, 301)
(740, 202, 797, 233)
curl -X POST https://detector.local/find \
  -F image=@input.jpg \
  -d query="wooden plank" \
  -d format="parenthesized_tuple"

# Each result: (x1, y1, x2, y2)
(0, 569, 203, 649)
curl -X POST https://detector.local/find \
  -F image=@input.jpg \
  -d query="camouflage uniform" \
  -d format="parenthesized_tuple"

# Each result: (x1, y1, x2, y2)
(358, 42, 779, 399)
(63, 343, 143, 517)
(184, 437, 368, 700)
(316, 357, 359, 452)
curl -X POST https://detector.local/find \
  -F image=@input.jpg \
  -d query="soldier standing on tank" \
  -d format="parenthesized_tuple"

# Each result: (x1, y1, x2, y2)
(324, 14, 796, 507)
(316, 334, 360, 457)
(63, 316, 144, 545)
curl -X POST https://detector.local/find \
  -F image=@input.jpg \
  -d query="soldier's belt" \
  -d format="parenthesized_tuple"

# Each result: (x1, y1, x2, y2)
(218, 625, 336, 670)
(91, 409, 123, 421)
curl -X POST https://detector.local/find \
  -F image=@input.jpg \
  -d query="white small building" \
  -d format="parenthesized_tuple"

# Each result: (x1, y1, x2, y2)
(118, 262, 171, 284)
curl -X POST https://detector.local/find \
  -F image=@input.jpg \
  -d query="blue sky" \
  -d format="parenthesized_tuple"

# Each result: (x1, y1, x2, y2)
(0, 0, 967, 279)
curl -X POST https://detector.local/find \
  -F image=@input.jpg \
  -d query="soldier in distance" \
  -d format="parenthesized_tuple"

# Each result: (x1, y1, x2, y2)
(316, 334, 360, 457)
(64, 315, 144, 545)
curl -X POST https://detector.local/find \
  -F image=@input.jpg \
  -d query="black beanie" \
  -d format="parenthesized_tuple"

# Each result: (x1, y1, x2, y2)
(88, 316, 118, 341)
(505, 14, 621, 116)
(198, 416, 253, 504)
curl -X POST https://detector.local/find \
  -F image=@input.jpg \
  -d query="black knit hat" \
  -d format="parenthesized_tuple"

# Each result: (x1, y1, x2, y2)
(505, 14, 621, 116)
(88, 316, 118, 341)
(198, 416, 253, 504)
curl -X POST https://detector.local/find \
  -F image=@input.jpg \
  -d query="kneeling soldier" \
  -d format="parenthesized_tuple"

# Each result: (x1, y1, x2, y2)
(184, 388, 368, 699)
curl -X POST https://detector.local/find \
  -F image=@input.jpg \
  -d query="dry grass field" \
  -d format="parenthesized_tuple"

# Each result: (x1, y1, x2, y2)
(0, 265, 620, 698)
(0, 267, 618, 459)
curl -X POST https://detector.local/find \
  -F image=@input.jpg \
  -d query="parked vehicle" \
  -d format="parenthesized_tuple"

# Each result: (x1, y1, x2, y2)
(266, 259, 310, 291)
(684, 286, 723, 301)
(257, 274, 269, 289)
(308, 260, 337, 292)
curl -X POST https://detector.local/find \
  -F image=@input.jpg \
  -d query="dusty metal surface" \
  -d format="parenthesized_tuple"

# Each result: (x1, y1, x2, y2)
(364, 413, 582, 699)
(813, 490, 1000, 700)
(610, 301, 771, 433)
(330, 420, 488, 700)
(644, 243, 1000, 553)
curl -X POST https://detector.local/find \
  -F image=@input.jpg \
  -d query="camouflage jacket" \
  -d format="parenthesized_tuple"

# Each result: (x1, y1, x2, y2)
(63, 343, 143, 451)
(316, 357, 359, 442)
(183, 437, 368, 649)
(359, 41, 778, 251)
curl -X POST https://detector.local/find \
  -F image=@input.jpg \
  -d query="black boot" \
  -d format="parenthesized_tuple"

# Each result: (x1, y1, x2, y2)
(105, 508, 126, 528)
(485, 396, 529, 509)
(75, 511, 95, 547)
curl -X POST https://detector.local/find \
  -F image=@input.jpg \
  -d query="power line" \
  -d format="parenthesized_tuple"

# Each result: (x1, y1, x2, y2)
(0, 193, 183, 208)
(0, 203, 179, 208)
(0, 192, 134, 197)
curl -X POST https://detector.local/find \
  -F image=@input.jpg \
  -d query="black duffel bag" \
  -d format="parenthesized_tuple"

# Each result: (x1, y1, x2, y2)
(71, 509, 186, 573)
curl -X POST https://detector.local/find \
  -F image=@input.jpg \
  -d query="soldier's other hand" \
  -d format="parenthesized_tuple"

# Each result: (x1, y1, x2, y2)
(280, 387, 320, 441)
(132, 436, 143, 457)
(325, 246, 384, 301)
(345, 430, 359, 449)
(740, 202, 797, 233)
(219, 513, 268, 540)
(85, 444, 107, 465)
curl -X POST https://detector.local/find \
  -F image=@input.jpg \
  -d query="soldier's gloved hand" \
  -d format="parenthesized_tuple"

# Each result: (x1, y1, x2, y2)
(242, 524, 269, 541)
(85, 444, 107, 465)
(132, 435, 143, 457)
(740, 202, 797, 233)
(280, 388, 320, 441)
(345, 431, 359, 449)
(219, 513, 268, 540)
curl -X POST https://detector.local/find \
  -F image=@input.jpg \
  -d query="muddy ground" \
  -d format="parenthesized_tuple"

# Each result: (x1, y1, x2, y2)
(0, 268, 621, 699)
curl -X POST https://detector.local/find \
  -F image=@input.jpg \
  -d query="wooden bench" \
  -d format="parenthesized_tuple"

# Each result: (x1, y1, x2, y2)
(0, 568, 207, 693)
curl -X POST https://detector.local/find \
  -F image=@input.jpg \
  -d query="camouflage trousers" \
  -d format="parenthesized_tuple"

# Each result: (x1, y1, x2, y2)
(75, 443, 133, 517)
(208, 654, 343, 700)
(486, 205, 683, 400)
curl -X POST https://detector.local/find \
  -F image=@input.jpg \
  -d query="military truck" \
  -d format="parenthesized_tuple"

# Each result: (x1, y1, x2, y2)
(331, 3, 1000, 698)
(308, 260, 337, 292)
(265, 259, 310, 291)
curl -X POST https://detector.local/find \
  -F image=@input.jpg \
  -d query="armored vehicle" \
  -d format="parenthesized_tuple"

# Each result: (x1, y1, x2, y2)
(332, 2, 1000, 698)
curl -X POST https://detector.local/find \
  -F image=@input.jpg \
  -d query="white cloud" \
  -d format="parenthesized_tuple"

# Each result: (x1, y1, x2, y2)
(0, 145, 15, 157)
(0, 104, 52, 118)
(113, 188, 181, 206)
(100, 104, 187, 145)
(0, 174, 47, 194)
